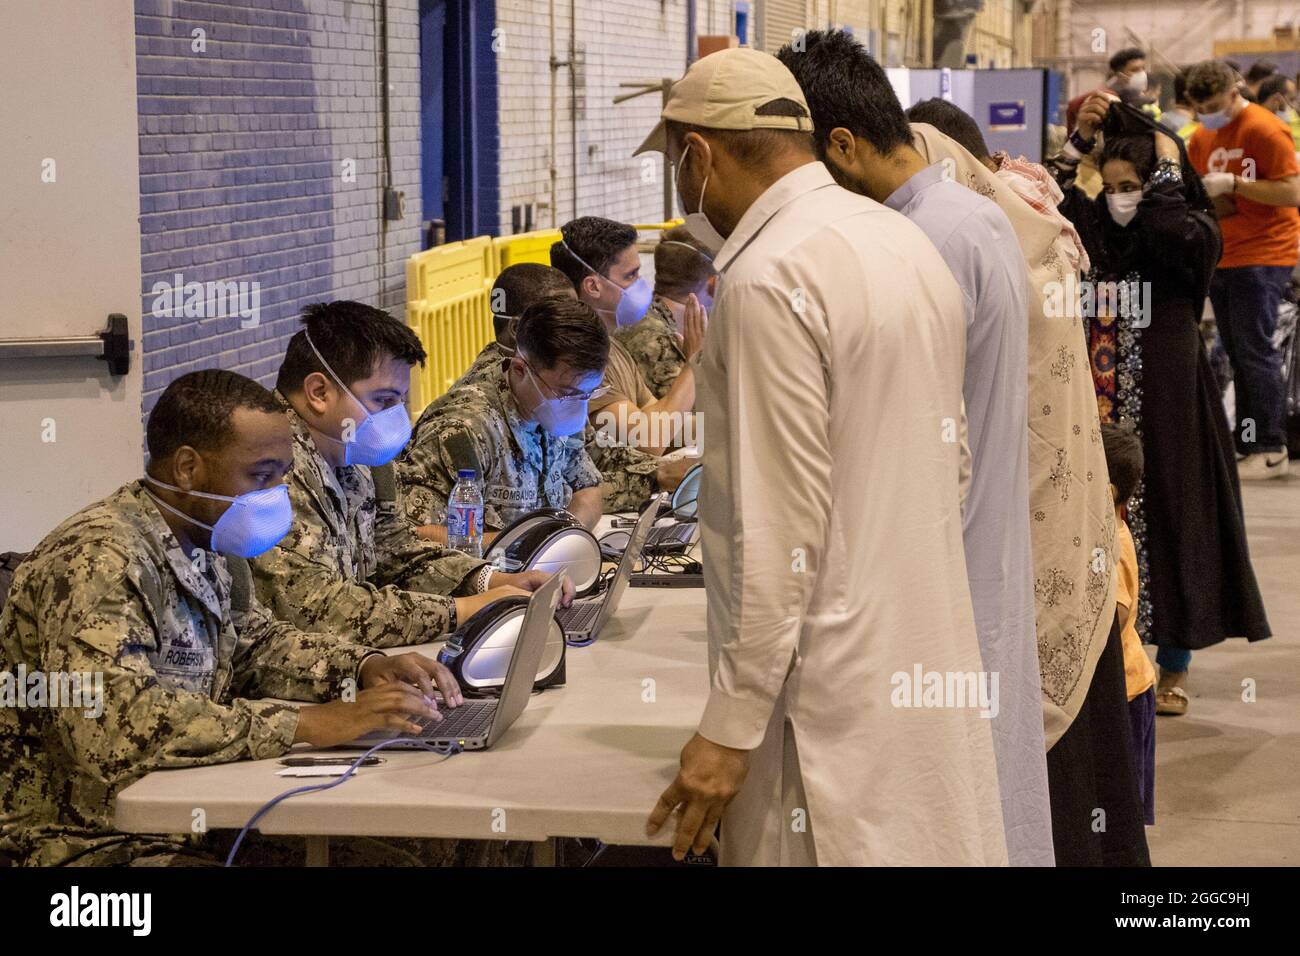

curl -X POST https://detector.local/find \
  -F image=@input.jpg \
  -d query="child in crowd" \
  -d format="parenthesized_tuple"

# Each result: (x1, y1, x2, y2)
(1102, 421, 1157, 826)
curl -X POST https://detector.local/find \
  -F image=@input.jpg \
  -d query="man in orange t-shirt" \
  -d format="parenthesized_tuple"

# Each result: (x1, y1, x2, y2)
(1187, 59, 1299, 480)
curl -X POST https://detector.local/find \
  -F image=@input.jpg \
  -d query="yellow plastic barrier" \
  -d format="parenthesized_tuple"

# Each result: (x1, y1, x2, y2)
(492, 229, 562, 272)
(405, 237, 495, 414)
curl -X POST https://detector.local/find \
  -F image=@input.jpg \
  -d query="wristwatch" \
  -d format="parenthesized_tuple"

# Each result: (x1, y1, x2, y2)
(1068, 128, 1096, 155)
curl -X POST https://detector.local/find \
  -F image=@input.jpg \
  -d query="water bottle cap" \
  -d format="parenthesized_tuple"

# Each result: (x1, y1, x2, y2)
(457, 469, 477, 480)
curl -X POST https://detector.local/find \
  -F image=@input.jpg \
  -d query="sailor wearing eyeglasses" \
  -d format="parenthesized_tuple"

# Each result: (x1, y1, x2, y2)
(398, 296, 610, 541)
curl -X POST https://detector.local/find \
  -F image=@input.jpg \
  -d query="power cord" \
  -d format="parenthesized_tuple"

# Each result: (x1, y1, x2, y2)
(224, 737, 460, 867)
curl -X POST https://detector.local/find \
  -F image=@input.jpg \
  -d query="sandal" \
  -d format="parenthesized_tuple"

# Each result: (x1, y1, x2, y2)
(1155, 670, 1189, 716)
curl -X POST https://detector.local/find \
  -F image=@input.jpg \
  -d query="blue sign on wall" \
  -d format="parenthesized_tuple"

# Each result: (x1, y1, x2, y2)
(989, 100, 1027, 131)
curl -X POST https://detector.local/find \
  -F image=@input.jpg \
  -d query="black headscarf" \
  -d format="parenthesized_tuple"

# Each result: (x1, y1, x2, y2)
(1101, 100, 1213, 214)
(1090, 102, 1220, 304)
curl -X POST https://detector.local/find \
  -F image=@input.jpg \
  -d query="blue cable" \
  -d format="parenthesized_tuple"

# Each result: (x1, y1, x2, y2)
(224, 737, 460, 867)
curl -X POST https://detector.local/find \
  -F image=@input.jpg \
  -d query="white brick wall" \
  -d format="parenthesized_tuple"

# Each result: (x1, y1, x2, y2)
(495, 0, 735, 234)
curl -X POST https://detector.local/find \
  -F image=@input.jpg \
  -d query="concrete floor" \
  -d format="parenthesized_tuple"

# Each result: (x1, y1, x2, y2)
(1145, 474, 1300, 866)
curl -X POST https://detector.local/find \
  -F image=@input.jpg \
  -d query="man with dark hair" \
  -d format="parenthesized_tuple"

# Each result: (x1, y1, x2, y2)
(455, 263, 578, 392)
(1067, 47, 1147, 131)
(1185, 58, 1299, 479)
(1246, 59, 1278, 99)
(253, 300, 557, 650)
(0, 369, 465, 866)
(490, 262, 575, 349)
(781, 29, 1051, 866)
(1256, 73, 1300, 150)
(399, 297, 608, 534)
(552, 217, 702, 456)
(905, 97, 992, 165)
(615, 224, 714, 398)
(636, 47, 1005, 867)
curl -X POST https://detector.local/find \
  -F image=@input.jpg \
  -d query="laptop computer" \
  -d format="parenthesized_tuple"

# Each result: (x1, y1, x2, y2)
(342, 572, 564, 751)
(558, 493, 665, 642)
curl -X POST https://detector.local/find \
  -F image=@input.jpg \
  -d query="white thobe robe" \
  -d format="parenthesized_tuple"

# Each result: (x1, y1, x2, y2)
(695, 162, 1008, 866)
(885, 163, 1054, 866)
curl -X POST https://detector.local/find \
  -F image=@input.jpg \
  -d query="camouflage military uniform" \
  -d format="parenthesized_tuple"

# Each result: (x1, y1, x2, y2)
(613, 297, 685, 399)
(398, 363, 602, 529)
(587, 433, 660, 512)
(249, 397, 489, 648)
(0, 482, 374, 867)
(453, 340, 511, 392)
(449, 341, 661, 514)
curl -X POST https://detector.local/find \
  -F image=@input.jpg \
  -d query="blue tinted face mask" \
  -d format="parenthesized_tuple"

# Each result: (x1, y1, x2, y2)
(560, 238, 651, 327)
(145, 478, 292, 558)
(304, 331, 412, 466)
(1197, 92, 1239, 131)
(523, 363, 591, 437)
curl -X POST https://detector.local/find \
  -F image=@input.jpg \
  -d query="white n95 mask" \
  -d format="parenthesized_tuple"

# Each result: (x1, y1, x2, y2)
(1106, 190, 1143, 227)
(145, 478, 292, 558)
(559, 239, 653, 327)
(304, 331, 412, 466)
(677, 143, 726, 257)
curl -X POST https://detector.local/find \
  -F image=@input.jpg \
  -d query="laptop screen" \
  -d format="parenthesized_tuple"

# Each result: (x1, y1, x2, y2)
(488, 572, 563, 745)
(592, 494, 665, 632)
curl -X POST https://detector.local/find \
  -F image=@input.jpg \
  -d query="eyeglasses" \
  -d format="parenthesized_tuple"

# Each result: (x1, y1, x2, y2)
(523, 360, 609, 402)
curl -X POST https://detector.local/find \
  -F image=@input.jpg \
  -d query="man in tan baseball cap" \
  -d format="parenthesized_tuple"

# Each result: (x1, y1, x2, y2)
(640, 47, 1008, 869)
(632, 48, 817, 257)
(634, 47, 814, 156)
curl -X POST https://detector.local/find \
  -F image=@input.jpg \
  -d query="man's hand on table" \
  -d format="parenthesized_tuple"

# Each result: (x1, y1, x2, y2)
(647, 732, 751, 860)
(489, 569, 575, 606)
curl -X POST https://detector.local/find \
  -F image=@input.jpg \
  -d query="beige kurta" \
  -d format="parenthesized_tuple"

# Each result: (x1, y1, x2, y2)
(910, 124, 1118, 747)
(695, 162, 1008, 866)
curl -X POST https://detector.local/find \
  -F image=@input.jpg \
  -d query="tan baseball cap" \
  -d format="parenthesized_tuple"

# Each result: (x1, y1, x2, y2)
(634, 47, 813, 155)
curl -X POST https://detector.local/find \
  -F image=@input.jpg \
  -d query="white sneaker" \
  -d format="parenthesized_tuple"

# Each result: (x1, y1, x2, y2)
(1238, 451, 1291, 480)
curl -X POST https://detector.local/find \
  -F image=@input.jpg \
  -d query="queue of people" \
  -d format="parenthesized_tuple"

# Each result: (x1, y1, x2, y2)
(0, 38, 1280, 869)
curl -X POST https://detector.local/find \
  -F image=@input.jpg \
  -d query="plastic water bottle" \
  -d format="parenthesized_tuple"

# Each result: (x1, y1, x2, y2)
(447, 469, 484, 557)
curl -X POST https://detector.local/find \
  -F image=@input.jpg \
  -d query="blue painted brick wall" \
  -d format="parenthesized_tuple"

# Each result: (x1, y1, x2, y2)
(135, 0, 423, 412)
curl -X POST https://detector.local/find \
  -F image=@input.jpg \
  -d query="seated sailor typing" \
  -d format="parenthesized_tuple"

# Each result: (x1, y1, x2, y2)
(0, 370, 464, 867)
(249, 300, 569, 650)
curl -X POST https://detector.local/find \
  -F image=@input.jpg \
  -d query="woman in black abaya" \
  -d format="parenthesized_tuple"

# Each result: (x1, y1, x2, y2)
(1052, 99, 1271, 718)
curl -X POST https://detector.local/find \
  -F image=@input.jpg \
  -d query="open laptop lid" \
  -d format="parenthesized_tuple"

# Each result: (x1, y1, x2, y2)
(671, 462, 702, 518)
(487, 572, 564, 746)
(591, 493, 666, 635)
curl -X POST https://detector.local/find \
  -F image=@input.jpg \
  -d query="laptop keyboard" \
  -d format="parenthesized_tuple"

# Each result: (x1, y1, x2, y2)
(557, 598, 601, 633)
(412, 699, 496, 739)
(646, 522, 695, 550)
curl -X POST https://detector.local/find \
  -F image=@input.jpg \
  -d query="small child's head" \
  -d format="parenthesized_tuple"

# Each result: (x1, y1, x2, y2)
(1101, 421, 1145, 510)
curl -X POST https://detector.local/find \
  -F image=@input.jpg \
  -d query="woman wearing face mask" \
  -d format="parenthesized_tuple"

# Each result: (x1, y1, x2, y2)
(1053, 108, 1271, 719)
